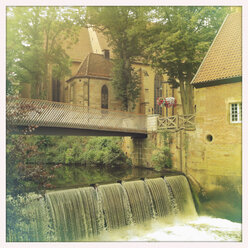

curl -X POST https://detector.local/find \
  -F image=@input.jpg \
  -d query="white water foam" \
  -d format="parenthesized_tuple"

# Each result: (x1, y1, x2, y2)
(89, 216, 241, 241)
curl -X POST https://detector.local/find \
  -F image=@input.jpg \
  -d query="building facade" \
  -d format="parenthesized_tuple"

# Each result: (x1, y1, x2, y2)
(176, 12, 242, 191)
(47, 27, 178, 116)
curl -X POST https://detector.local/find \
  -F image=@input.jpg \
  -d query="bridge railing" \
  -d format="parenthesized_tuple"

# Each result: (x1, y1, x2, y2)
(6, 97, 147, 134)
(158, 114, 195, 130)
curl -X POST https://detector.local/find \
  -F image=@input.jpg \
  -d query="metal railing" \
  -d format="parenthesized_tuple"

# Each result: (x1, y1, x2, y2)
(6, 98, 147, 134)
(158, 114, 195, 130)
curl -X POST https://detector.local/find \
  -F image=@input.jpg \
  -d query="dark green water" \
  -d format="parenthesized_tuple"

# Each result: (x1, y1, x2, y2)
(50, 165, 182, 190)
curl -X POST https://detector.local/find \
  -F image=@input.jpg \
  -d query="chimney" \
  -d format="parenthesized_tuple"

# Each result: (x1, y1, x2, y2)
(102, 49, 110, 59)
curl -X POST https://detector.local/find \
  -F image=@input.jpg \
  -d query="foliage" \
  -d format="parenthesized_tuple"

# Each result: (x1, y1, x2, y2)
(111, 58, 141, 111)
(83, 137, 131, 167)
(6, 96, 61, 196)
(20, 135, 131, 167)
(86, 6, 230, 113)
(151, 131, 172, 171)
(6, 7, 84, 99)
(143, 6, 230, 114)
(86, 7, 149, 110)
(6, 133, 60, 196)
(6, 194, 55, 241)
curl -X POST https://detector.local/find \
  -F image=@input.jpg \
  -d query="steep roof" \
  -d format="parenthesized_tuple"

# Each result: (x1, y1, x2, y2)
(64, 28, 93, 63)
(64, 27, 113, 63)
(67, 53, 113, 82)
(191, 12, 241, 86)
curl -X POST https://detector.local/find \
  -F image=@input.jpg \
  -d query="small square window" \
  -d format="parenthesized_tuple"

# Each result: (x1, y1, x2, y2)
(230, 103, 242, 123)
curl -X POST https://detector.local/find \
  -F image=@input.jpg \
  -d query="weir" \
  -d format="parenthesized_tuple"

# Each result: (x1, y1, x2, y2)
(8, 175, 197, 242)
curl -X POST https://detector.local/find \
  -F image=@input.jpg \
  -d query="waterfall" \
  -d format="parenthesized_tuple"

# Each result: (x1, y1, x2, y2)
(145, 177, 174, 217)
(97, 183, 132, 230)
(166, 175, 197, 218)
(7, 175, 197, 241)
(46, 187, 103, 241)
(122, 180, 154, 223)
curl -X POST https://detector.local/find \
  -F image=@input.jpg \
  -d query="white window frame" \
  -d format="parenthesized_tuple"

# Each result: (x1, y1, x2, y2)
(230, 102, 242, 123)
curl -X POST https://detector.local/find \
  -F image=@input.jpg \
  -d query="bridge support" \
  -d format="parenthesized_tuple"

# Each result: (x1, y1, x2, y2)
(122, 115, 161, 167)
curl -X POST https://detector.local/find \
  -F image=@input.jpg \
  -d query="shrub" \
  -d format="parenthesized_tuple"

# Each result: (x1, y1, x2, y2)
(83, 137, 131, 167)
(151, 131, 172, 171)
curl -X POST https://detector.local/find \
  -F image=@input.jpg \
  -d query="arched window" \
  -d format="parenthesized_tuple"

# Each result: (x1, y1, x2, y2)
(154, 74, 163, 115)
(101, 85, 108, 109)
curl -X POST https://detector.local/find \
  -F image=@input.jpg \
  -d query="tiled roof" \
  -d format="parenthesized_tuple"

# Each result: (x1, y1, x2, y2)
(67, 53, 112, 81)
(191, 12, 241, 85)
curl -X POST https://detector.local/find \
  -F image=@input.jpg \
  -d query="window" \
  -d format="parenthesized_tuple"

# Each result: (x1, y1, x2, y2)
(154, 74, 163, 115)
(230, 103, 242, 123)
(101, 85, 108, 109)
(70, 85, 74, 104)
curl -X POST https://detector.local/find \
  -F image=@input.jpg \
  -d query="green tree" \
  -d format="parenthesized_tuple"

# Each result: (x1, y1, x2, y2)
(6, 7, 84, 99)
(86, 7, 149, 111)
(143, 6, 230, 114)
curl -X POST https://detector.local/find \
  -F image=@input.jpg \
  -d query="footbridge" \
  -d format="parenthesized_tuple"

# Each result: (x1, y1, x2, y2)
(6, 98, 147, 138)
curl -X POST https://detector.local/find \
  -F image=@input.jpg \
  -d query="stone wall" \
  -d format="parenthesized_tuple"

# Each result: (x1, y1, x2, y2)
(122, 132, 164, 169)
(182, 82, 242, 192)
(122, 115, 167, 168)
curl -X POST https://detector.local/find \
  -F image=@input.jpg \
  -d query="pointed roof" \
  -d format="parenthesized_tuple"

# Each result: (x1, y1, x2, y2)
(67, 53, 113, 82)
(64, 28, 93, 63)
(64, 27, 113, 63)
(191, 12, 241, 87)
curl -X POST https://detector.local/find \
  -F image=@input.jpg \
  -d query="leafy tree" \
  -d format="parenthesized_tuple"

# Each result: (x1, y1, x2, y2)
(86, 7, 149, 111)
(151, 131, 172, 171)
(143, 6, 230, 114)
(6, 7, 84, 99)
(6, 96, 61, 196)
(83, 137, 131, 167)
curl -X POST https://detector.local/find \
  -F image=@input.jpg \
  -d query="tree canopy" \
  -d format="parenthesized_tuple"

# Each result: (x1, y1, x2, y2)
(142, 6, 230, 114)
(7, 7, 84, 99)
(86, 6, 230, 113)
(7, 6, 232, 113)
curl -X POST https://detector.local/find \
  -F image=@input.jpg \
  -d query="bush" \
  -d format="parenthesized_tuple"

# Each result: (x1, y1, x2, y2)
(6, 194, 54, 241)
(151, 131, 172, 171)
(83, 137, 131, 167)
(16, 135, 131, 167)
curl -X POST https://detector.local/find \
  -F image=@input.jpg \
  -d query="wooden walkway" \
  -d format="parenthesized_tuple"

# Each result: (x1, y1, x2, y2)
(6, 97, 147, 137)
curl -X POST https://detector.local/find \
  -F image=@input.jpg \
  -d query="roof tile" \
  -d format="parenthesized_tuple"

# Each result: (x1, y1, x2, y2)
(68, 53, 112, 81)
(191, 12, 241, 85)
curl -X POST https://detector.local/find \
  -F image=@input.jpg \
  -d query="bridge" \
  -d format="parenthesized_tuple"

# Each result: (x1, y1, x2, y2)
(6, 97, 147, 138)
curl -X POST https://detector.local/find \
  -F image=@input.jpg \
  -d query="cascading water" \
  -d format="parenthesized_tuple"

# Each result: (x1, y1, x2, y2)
(166, 175, 197, 218)
(122, 180, 154, 223)
(97, 183, 132, 230)
(7, 175, 241, 241)
(145, 177, 175, 218)
(46, 187, 103, 241)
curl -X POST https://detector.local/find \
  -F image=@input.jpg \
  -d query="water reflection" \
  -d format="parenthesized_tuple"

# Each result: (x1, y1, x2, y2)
(50, 165, 182, 190)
